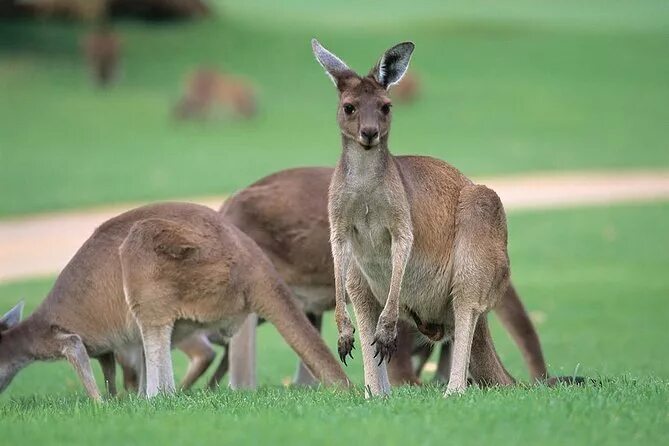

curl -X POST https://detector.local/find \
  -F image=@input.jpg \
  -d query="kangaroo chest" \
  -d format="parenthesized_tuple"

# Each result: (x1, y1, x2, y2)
(343, 189, 394, 263)
(340, 191, 454, 328)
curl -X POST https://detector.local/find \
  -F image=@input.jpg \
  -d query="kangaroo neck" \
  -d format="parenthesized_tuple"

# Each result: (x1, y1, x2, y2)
(340, 134, 393, 185)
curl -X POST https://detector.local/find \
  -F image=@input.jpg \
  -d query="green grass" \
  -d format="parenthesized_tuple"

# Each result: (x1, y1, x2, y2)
(1, 1, 668, 216)
(1, 203, 668, 444)
(221, 0, 669, 30)
(1, 2, 668, 442)
(0, 382, 666, 446)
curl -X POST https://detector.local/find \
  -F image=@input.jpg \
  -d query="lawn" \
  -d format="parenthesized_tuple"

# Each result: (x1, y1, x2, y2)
(1, 1, 668, 443)
(1, 0, 668, 216)
(1, 203, 667, 445)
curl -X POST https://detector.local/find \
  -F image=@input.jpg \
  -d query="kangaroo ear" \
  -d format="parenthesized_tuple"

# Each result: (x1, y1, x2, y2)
(0, 301, 24, 329)
(311, 39, 354, 87)
(370, 42, 415, 89)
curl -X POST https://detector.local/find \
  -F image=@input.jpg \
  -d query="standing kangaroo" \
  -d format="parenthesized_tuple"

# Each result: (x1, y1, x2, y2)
(0, 202, 348, 399)
(81, 24, 121, 88)
(312, 39, 515, 397)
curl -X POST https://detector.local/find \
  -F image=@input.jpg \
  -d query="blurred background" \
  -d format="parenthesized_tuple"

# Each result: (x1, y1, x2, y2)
(1, 0, 668, 396)
(1, 0, 667, 216)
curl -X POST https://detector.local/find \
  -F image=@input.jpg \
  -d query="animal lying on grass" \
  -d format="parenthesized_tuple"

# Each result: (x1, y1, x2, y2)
(0, 202, 349, 400)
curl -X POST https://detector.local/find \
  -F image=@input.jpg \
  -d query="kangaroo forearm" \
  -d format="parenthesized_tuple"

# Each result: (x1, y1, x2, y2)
(383, 232, 413, 321)
(331, 235, 352, 332)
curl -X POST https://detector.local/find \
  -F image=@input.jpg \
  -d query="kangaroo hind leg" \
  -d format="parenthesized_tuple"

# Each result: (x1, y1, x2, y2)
(446, 184, 512, 397)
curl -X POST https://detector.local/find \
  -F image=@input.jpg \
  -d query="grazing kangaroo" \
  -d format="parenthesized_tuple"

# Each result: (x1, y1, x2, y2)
(312, 39, 516, 397)
(173, 69, 257, 120)
(0, 202, 348, 399)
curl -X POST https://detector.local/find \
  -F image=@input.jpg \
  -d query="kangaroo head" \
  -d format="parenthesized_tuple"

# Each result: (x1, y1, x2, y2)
(312, 39, 414, 149)
(0, 301, 25, 393)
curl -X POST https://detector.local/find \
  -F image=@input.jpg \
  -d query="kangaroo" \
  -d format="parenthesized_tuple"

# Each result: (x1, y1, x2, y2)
(141, 165, 548, 391)
(0, 202, 349, 399)
(390, 72, 420, 104)
(312, 39, 516, 397)
(211, 166, 548, 388)
(114, 331, 226, 393)
(173, 69, 257, 120)
(413, 280, 554, 383)
(81, 25, 121, 88)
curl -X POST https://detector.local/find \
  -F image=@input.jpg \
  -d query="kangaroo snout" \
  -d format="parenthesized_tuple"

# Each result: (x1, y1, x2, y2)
(359, 127, 379, 148)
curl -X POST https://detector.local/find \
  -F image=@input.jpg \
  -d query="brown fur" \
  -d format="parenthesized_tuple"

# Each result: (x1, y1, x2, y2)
(81, 27, 121, 87)
(313, 39, 516, 397)
(114, 332, 227, 393)
(173, 69, 257, 120)
(215, 166, 548, 386)
(0, 202, 348, 399)
(173, 332, 216, 390)
(390, 72, 419, 104)
(163, 160, 549, 389)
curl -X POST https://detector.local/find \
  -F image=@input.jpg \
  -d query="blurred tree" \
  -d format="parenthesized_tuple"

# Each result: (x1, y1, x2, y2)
(108, 0, 210, 20)
(0, 0, 39, 17)
(0, 0, 211, 20)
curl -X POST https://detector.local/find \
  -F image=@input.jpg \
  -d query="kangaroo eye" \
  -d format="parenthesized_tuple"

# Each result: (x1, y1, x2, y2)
(343, 103, 356, 115)
(381, 103, 392, 115)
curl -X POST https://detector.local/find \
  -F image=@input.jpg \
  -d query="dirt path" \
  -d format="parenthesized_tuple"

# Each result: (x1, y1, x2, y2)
(1, 170, 669, 284)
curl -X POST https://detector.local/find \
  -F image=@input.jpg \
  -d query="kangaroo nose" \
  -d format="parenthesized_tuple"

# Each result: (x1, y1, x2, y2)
(360, 128, 379, 145)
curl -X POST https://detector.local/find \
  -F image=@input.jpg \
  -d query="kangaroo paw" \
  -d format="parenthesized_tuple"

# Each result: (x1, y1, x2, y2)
(338, 334, 355, 366)
(371, 330, 397, 366)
